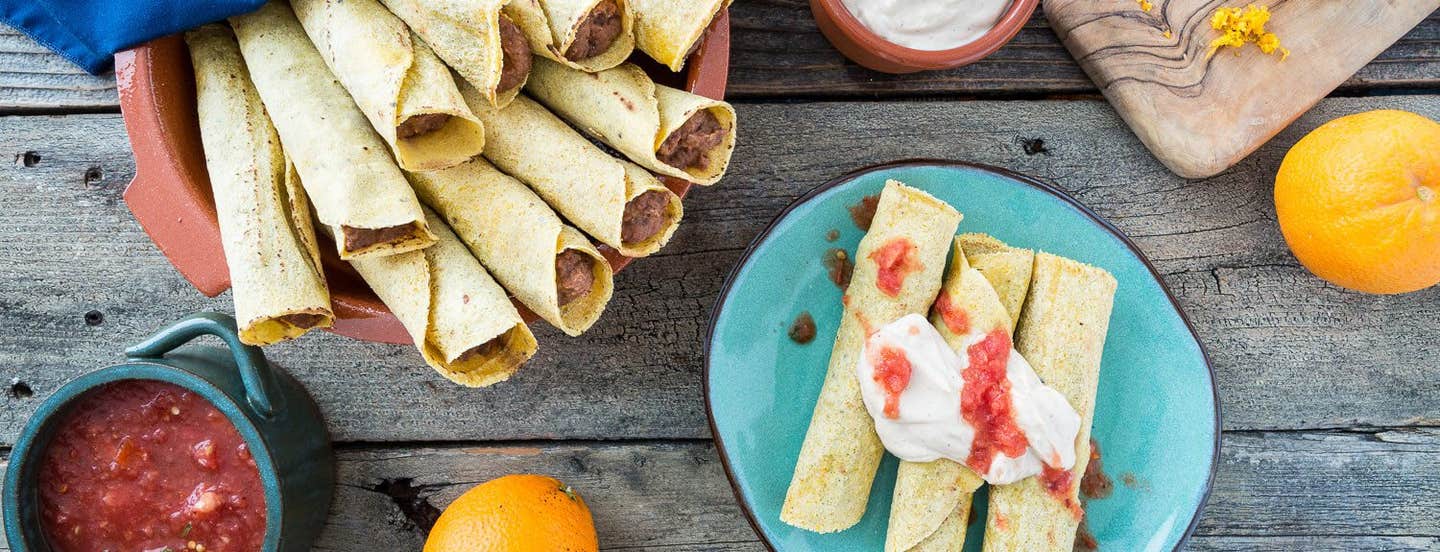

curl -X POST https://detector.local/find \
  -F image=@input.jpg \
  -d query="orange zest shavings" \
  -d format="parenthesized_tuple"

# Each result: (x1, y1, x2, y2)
(1206, 5, 1289, 61)
(1136, 0, 1153, 12)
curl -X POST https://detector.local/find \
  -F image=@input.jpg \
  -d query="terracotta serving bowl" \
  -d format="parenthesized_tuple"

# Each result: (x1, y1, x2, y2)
(809, 0, 1037, 73)
(117, 12, 731, 345)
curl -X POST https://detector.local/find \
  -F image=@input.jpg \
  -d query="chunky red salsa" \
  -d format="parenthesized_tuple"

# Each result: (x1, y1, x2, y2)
(870, 345, 912, 419)
(868, 237, 920, 297)
(38, 380, 266, 552)
(931, 290, 970, 335)
(961, 329, 1029, 474)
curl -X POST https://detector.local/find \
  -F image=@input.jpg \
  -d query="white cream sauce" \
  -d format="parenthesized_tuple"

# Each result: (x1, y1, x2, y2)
(840, 0, 1013, 51)
(855, 313, 1081, 484)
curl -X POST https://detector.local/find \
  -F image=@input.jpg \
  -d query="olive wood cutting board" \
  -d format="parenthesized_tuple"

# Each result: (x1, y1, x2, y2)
(1044, 0, 1439, 178)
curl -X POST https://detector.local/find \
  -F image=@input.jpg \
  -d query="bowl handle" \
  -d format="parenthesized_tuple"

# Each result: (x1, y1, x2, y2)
(124, 312, 280, 419)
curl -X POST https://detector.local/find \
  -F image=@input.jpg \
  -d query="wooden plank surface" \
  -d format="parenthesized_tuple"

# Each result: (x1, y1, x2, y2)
(4, 429, 1440, 550)
(4, 95, 1440, 447)
(3, 6, 1438, 110)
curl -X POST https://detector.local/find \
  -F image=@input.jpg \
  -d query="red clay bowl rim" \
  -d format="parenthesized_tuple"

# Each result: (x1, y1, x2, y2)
(115, 10, 731, 345)
(815, 0, 1038, 69)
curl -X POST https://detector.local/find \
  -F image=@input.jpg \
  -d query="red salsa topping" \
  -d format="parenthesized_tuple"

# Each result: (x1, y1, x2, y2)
(788, 311, 817, 344)
(38, 380, 266, 552)
(847, 194, 880, 231)
(961, 329, 1028, 474)
(870, 345, 912, 419)
(868, 237, 920, 297)
(931, 290, 970, 334)
(1079, 438, 1112, 500)
(823, 248, 854, 290)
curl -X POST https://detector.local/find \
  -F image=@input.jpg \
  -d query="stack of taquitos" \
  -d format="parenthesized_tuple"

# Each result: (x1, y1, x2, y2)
(781, 180, 962, 533)
(186, 23, 334, 346)
(231, 1, 436, 260)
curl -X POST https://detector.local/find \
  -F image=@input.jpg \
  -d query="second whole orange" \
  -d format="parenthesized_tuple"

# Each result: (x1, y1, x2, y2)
(1274, 109, 1440, 294)
(424, 474, 599, 552)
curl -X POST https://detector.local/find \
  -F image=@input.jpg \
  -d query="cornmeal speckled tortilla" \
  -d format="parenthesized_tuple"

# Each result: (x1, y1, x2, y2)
(983, 252, 1116, 552)
(526, 58, 735, 185)
(292, 0, 485, 171)
(409, 157, 615, 336)
(232, 1, 435, 260)
(187, 24, 333, 346)
(505, 0, 634, 71)
(380, 0, 523, 108)
(959, 233, 1035, 326)
(349, 209, 538, 387)
(781, 180, 961, 533)
(462, 88, 682, 257)
(630, 0, 730, 71)
(887, 240, 1021, 552)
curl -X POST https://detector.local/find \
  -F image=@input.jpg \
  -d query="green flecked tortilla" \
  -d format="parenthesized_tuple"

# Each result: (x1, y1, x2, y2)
(505, 0, 635, 71)
(231, 1, 435, 260)
(983, 252, 1116, 552)
(630, 0, 730, 71)
(186, 24, 333, 346)
(462, 87, 682, 257)
(409, 157, 615, 336)
(526, 58, 736, 185)
(781, 180, 962, 534)
(380, 0, 523, 108)
(349, 209, 538, 387)
(292, 0, 485, 171)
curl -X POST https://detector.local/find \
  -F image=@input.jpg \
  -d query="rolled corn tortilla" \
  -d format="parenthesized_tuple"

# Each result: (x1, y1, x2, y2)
(292, 0, 485, 171)
(187, 24, 333, 346)
(888, 241, 1018, 552)
(525, 58, 736, 185)
(630, 0, 730, 71)
(463, 87, 682, 257)
(505, 0, 634, 71)
(958, 233, 1035, 326)
(409, 157, 615, 336)
(232, 1, 436, 260)
(983, 253, 1116, 551)
(781, 180, 962, 533)
(380, 0, 531, 108)
(349, 209, 539, 387)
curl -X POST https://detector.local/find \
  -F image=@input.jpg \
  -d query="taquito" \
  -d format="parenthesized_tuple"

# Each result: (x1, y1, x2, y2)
(885, 236, 1033, 551)
(630, 0, 730, 71)
(526, 58, 736, 185)
(380, 0, 531, 108)
(409, 157, 615, 336)
(349, 209, 539, 387)
(462, 87, 682, 257)
(292, 0, 485, 171)
(983, 253, 1116, 551)
(505, 0, 634, 71)
(958, 233, 1035, 325)
(187, 24, 333, 346)
(232, 1, 436, 260)
(781, 180, 961, 533)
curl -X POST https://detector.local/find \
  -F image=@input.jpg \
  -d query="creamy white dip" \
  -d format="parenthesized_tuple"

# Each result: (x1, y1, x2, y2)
(855, 313, 1081, 485)
(840, 0, 1012, 51)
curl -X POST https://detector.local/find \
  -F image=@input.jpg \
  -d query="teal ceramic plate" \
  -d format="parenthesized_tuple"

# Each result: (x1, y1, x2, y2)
(705, 161, 1218, 551)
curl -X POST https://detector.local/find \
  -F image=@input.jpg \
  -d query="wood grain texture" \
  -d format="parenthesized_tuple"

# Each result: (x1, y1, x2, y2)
(3, 6, 1439, 110)
(1045, 0, 1440, 177)
(2, 95, 1440, 446)
(5, 430, 1440, 550)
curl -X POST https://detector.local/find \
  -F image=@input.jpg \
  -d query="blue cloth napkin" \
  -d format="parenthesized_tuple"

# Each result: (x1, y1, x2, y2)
(1, 0, 266, 74)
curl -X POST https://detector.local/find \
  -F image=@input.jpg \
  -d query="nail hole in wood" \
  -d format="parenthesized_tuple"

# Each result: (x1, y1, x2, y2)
(1017, 137, 1051, 156)
(83, 166, 103, 185)
(14, 151, 40, 167)
(84, 310, 104, 326)
(8, 378, 33, 399)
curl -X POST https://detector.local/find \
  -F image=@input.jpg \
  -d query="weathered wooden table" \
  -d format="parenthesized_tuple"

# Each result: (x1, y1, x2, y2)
(2, 3, 1438, 550)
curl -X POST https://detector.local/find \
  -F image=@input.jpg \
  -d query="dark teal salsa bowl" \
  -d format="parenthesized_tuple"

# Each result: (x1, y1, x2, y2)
(3, 312, 335, 551)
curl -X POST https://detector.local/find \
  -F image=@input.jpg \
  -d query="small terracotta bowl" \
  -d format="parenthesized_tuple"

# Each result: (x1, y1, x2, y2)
(809, 0, 1038, 74)
(116, 11, 731, 344)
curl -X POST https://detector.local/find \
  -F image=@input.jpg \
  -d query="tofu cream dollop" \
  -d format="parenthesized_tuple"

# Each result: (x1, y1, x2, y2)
(839, 0, 1013, 51)
(855, 313, 1081, 484)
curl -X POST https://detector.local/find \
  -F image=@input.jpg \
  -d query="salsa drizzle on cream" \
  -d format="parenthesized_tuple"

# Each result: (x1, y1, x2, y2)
(855, 313, 1081, 485)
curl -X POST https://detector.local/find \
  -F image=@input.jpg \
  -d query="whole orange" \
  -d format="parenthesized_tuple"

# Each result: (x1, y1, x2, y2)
(424, 474, 599, 552)
(1274, 109, 1440, 294)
